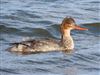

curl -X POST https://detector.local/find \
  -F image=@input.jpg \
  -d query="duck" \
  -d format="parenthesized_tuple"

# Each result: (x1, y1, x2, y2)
(8, 17, 88, 53)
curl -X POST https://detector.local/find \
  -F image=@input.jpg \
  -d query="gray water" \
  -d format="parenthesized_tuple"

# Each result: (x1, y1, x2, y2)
(0, 0, 100, 75)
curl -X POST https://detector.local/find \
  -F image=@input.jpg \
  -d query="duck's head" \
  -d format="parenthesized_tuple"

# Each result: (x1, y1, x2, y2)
(60, 17, 88, 34)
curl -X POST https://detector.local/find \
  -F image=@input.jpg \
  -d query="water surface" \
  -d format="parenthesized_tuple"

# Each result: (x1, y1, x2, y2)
(0, 0, 100, 75)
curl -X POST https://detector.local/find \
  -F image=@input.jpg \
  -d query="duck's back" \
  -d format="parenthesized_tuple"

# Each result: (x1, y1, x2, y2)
(8, 38, 62, 53)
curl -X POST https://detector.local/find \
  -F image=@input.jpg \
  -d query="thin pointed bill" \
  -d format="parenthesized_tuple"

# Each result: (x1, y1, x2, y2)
(74, 25, 88, 30)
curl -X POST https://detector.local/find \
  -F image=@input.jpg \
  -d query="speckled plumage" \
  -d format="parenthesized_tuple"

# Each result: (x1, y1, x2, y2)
(8, 17, 88, 53)
(9, 38, 63, 52)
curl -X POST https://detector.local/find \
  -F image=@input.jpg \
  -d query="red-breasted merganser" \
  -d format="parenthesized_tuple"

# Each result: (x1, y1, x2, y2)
(8, 17, 88, 53)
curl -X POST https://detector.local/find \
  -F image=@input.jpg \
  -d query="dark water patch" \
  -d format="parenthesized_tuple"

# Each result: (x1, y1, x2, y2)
(62, 58, 73, 63)
(44, 60, 59, 65)
(0, 25, 22, 34)
(84, 8, 99, 12)
(36, 0, 58, 2)
(27, 60, 44, 64)
(0, 38, 5, 41)
(48, 24, 60, 31)
(91, 53, 100, 57)
(81, 67, 100, 72)
(17, 60, 45, 65)
(74, 63, 87, 67)
(0, 24, 55, 38)
(0, 21, 12, 26)
(0, 68, 20, 74)
(90, 53, 100, 62)
(21, 27, 55, 38)
(89, 54, 100, 62)
(0, 15, 19, 21)
(72, 53, 98, 64)
(76, 54, 95, 60)
(89, 1, 100, 4)
(17, 67, 51, 74)
(0, 1, 9, 4)
(46, 24, 61, 38)
(31, 20, 53, 25)
(34, 68, 50, 73)
(82, 23, 100, 36)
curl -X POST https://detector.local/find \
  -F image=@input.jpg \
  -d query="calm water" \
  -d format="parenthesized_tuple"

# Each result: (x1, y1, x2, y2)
(0, 0, 100, 75)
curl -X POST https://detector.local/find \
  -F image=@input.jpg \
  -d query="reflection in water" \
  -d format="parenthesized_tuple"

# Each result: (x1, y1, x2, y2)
(64, 66, 78, 75)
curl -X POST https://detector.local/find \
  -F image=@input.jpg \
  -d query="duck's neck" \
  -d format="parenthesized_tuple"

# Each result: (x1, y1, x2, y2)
(61, 29, 74, 50)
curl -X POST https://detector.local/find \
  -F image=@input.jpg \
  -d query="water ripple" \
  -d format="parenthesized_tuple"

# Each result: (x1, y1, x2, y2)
(0, 0, 100, 75)
(0, 68, 20, 74)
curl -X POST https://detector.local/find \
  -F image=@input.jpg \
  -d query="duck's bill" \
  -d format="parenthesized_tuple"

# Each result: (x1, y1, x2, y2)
(74, 25, 88, 30)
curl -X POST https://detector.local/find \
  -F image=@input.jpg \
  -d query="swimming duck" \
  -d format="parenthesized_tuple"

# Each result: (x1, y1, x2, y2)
(8, 17, 88, 53)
